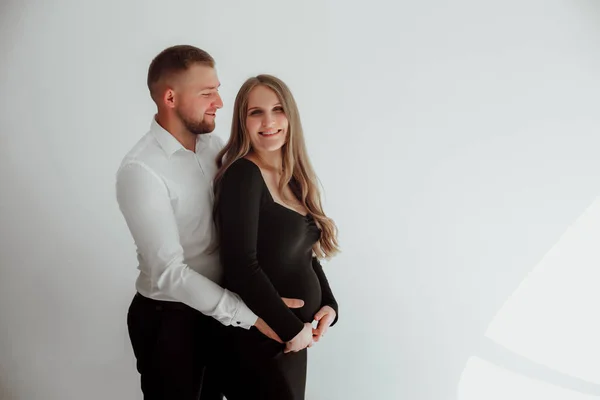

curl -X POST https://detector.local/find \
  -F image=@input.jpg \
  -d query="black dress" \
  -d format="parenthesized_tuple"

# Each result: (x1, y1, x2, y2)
(213, 158, 338, 400)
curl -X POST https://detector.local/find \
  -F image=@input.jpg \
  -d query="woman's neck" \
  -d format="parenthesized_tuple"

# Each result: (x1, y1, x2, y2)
(253, 149, 283, 173)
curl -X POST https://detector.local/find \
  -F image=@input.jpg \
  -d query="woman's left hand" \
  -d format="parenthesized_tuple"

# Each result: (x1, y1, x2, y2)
(311, 305, 336, 344)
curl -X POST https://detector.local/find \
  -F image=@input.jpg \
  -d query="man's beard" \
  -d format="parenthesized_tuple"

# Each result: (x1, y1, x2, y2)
(177, 110, 215, 135)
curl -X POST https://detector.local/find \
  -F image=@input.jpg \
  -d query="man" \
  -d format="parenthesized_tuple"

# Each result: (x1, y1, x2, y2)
(116, 45, 303, 400)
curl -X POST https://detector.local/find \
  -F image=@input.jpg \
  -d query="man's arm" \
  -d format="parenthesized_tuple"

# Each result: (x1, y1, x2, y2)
(116, 161, 257, 328)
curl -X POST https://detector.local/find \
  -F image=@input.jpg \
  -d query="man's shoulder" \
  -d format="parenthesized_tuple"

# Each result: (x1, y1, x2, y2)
(116, 130, 168, 182)
(200, 133, 225, 159)
(211, 134, 226, 150)
(118, 130, 163, 169)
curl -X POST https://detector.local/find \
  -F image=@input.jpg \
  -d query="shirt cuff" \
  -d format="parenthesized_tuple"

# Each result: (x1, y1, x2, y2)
(231, 300, 259, 329)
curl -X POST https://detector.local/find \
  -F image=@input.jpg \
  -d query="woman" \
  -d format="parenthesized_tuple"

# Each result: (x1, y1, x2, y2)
(212, 74, 340, 399)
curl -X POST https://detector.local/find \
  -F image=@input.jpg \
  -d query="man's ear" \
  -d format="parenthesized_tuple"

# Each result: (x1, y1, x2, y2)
(162, 87, 176, 109)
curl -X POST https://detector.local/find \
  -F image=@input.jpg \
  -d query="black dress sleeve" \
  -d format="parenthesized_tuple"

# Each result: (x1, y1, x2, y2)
(312, 256, 339, 327)
(217, 160, 305, 342)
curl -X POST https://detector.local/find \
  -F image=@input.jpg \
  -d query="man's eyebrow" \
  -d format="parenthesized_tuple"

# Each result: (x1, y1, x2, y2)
(200, 83, 221, 90)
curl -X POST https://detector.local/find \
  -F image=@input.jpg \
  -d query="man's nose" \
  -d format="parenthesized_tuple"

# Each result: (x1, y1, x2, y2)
(213, 92, 223, 109)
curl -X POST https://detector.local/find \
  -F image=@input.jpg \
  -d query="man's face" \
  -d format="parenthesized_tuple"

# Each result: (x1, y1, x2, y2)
(172, 64, 223, 135)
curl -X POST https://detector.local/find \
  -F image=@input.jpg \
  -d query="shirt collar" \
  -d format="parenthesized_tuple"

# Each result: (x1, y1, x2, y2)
(150, 116, 209, 157)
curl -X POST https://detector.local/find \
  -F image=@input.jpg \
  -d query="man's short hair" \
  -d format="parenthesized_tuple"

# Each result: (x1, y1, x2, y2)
(147, 45, 215, 101)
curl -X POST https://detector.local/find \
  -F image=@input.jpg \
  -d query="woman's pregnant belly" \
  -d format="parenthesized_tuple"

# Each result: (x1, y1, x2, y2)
(224, 261, 323, 363)
(268, 264, 322, 323)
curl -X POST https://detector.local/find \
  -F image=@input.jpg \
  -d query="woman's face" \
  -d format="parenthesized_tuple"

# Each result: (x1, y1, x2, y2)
(245, 85, 289, 154)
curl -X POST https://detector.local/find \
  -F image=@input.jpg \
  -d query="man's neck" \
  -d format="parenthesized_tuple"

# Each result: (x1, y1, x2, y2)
(155, 112, 196, 152)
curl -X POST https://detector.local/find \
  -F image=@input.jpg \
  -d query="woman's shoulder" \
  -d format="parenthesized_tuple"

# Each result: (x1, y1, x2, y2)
(221, 157, 263, 185)
(226, 157, 260, 174)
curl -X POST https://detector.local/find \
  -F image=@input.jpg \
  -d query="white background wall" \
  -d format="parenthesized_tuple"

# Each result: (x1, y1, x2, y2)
(1, 1, 600, 399)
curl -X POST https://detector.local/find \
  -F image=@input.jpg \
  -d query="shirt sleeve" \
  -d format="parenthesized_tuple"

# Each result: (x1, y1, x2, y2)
(312, 256, 339, 327)
(116, 161, 258, 328)
(216, 160, 305, 342)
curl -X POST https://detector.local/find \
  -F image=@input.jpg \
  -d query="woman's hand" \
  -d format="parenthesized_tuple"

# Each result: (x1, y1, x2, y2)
(312, 305, 336, 343)
(284, 323, 313, 353)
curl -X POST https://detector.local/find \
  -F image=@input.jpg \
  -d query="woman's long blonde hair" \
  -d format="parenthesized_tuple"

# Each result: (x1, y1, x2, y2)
(213, 74, 339, 259)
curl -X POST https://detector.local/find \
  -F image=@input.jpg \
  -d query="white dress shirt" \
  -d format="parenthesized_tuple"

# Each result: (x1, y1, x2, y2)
(116, 117, 258, 329)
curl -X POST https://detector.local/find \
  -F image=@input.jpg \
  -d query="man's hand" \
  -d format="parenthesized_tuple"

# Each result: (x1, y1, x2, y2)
(255, 318, 283, 343)
(312, 305, 336, 343)
(253, 297, 305, 343)
(284, 323, 313, 353)
(281, 297, 304, 309)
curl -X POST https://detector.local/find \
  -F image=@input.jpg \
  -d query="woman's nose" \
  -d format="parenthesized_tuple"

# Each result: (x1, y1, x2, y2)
(261, 113, 275, 127)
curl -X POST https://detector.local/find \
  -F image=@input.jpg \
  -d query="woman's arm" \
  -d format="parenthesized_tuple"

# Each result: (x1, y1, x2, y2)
(312, 256, 339, 327)
(217, 160, 305, 342)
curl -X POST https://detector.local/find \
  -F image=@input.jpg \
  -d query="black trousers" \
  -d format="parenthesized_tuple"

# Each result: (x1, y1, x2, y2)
(127, 293, 224, 400)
